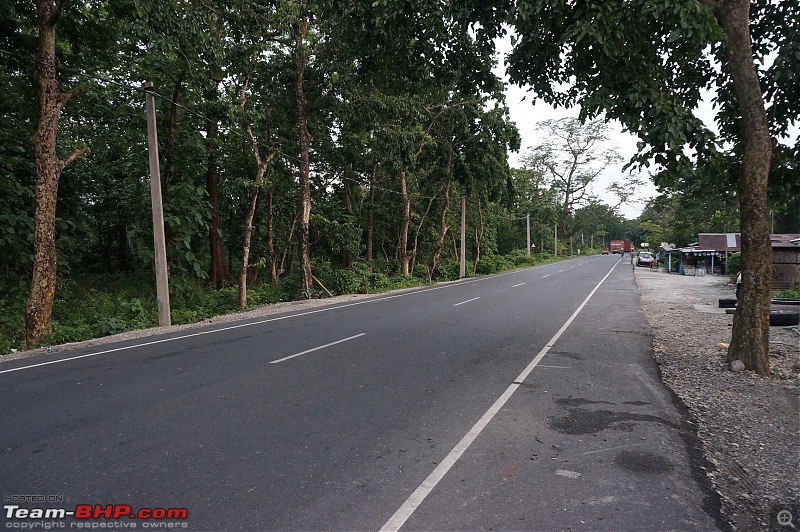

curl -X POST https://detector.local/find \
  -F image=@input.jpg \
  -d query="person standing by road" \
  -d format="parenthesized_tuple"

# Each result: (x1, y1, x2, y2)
(736, 271, 742, 300)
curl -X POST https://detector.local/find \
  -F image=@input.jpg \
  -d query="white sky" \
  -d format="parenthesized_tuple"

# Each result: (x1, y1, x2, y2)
(493, 34, 666, 219)
(492, 32, 797, 221)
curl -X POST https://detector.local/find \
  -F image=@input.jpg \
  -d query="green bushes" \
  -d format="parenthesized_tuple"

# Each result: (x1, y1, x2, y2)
(775, 284, 800, 298)
(0, 247, 569, 355)
(726, 252, 741, 279)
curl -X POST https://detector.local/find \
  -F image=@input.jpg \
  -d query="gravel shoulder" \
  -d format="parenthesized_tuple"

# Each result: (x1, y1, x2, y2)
(635, 267, 800, 531)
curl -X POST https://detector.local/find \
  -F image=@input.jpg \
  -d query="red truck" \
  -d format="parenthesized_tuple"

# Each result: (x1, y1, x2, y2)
(610, 240, 634, 254)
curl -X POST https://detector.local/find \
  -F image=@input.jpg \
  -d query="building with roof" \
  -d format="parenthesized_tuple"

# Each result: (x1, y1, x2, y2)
(771, 234, 800, 288)
(659, 233, 800, 287)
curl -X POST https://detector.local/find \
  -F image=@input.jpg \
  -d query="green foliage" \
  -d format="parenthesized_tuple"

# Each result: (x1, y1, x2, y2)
(726, 252, 741, 280)
(431, 258, 460, 282)
(325, 268, 364, 296)
(774, 285, 800, 299)
(505, 249, 539, 267)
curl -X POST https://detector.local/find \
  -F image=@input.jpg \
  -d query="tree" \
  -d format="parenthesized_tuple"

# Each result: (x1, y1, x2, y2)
(503, 0, 794, 375)
(701, 0, 772, 374)
(522, 117, 639, 246)
(25, 0, 88, 348)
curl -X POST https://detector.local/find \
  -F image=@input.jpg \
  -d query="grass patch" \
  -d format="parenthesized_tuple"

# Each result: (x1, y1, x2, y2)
(1, 250, 571, 355)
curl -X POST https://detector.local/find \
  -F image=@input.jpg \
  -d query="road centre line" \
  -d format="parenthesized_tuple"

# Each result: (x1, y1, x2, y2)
(380, 260, 621, 532)
(541, 274, 551, 278)
(453, 297, 480, 307)
(511, 283, 525, 288)
(0, 267, 537, 375)
(269, 333, 365, 364)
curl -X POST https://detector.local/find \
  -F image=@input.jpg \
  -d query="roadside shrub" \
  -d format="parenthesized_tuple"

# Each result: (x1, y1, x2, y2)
(775, 284, 800, 298)
(506, 249, 535, 266)
(432, 258, 460, 281)
(388, 274, 423, 289)
(494, 255, 513, 271)
(367, 272, 392, 292)
(326, 268, 362, 295)
(726, 252, 741, 279)
(413, 263, 429, 279)
(475, 256, 496, 275)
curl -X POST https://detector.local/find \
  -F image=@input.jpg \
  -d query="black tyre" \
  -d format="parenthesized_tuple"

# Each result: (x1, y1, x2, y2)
(770, 310, 800, 326)
(719, 298, 738, 308)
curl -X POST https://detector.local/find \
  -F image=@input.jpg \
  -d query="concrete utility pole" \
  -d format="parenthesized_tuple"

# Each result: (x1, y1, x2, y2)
(526, 213, 531, 256)
(554, 223, 558, 256)
(145, 82, 171, 327)
(460, 194, 466, 279)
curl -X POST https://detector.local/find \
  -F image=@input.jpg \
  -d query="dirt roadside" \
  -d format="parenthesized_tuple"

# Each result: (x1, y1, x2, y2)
(635, 266, 799, 531)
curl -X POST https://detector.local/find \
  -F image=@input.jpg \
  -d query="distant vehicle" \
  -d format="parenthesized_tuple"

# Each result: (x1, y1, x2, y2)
(636, 251, 654, 267)
(601, 248, 609, 255)
(623, 240, 634, 253)
(610, 240, 623, 254)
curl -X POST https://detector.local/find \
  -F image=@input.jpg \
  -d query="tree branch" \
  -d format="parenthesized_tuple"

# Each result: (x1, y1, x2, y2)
(61, 146, 88, 169)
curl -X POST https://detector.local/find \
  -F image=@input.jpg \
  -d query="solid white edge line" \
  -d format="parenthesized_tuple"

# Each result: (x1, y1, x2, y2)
(269, 333, 365, 364)
(452, 297, 480, 307)
(0, 261, 564, 376)
(379, 260, 620, 532)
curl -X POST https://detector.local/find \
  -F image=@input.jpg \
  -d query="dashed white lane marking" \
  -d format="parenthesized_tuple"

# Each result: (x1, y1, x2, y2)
(0, 268, 536, 375)
(512, 283, 525, 288)
(269, 333, 366, 364)
(453, 297, 480, 307)
(555, 469, 582, 479)
(380, 260, 621, 531)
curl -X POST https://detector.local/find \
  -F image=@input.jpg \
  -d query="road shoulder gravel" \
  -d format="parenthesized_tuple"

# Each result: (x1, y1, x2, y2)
(635, 267, 800, 530)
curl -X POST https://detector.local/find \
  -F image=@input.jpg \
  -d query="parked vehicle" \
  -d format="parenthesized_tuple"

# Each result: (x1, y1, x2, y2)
(636, 251, 654, 267)
(623, 240, 634, 253)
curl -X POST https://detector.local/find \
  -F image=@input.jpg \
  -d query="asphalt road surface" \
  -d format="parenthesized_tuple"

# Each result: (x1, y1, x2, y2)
(1, 257, 723, 531)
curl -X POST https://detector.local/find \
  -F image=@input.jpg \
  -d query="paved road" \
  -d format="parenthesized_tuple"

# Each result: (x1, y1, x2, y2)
(1, 257, 722, 530)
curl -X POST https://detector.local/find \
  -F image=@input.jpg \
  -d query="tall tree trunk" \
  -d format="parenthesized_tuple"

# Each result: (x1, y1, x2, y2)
(25, 1, 86, 349)
(429, 172, 451, 282)
(296, 16, 313, 294)
(206, 108, 233, 289)
(280, 211, 299, 280)
(239, 125, 276, 309)
(366, 163, 377, 262)
(341, 173, 354, 268)
(399, 172, 412, 275)
(267, 187, 279, 287)
(411, 192, 437, 274)
(705, 0, 772, 375)
(472, 198, 484, 275)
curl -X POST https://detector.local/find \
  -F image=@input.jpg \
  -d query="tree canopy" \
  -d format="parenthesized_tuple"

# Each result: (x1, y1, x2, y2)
(1, 0, 796, 359)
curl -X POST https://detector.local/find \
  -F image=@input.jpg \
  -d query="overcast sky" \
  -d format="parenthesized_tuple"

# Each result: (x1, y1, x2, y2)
(493, 35, 670, 220)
